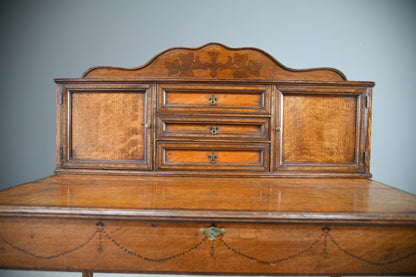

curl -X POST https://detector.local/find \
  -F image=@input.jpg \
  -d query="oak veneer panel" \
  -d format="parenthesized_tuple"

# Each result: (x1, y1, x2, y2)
(71, 92, 145, 160)
(282, 94, 357, 163)
(58, 84, 154, 171)
(275, 86, 369, 174)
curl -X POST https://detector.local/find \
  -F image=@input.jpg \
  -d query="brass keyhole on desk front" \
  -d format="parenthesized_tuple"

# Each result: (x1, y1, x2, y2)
(200, 225, 225, 241)
(209, 152, 217, 163)
(209, 94, 217, 105)
(210, 126, 218, 135)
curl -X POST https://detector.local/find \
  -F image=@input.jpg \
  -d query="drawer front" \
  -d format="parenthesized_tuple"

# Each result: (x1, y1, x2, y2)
(157, 116, 270, 140)
(157, 142, 269, 171)
(158, 84, 271, 114)
(2, 217, 415, 274)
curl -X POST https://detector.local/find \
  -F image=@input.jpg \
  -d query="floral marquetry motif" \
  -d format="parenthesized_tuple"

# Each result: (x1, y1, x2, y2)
(82, 42, 347, 81)
(165, 51, 263, 78)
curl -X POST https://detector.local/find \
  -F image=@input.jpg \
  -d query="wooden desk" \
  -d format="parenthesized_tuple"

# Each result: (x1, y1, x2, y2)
(0, 175, 415, 275)
(0, 43, 415, 276)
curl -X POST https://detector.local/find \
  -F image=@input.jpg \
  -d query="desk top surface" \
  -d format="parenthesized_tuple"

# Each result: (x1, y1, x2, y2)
(0, 175, 415, 224)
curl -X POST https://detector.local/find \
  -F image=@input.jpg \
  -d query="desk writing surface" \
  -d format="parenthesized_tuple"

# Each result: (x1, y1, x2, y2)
(1, 175, 416, 275)
(0, 175, 415, 224)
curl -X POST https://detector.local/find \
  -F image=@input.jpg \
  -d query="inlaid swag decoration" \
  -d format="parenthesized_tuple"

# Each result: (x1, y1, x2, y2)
(0, 221, 414, 266)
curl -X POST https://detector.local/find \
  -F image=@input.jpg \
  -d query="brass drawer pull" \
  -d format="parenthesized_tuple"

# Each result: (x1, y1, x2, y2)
(200, 226, 225, 241)
(209, 152, 217, 163)
(209, 94, 217, 105)
(210, 126, 218, 135)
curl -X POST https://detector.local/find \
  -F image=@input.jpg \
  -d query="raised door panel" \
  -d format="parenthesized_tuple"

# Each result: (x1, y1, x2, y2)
(59, 84, 153, 170)
(157, 84, 271, 114)
(275, 86, 369, 174)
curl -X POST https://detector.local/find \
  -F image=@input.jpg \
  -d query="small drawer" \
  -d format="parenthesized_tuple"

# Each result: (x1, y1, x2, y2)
(157, 142, 270, 171)
(158, 84, 271, 114)
(157, 116, 270, 140)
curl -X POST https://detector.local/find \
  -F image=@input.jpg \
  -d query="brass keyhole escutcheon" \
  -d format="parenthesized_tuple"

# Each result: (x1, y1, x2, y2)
(209, 94, 217, 105)
(210, 126, 218, 135)
(209, 152, 217, 163)
(200, 225, 225, 241)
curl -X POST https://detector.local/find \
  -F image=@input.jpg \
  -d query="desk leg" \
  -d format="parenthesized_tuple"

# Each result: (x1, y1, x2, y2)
(82, 272, 93, 277)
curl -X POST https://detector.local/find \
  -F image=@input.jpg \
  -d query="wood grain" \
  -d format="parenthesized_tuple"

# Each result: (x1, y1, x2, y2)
(282, 94, 357, 163)
(0, 175, 415, 223)
(274, 86, 368, 175)
(1, 176, 415, 274)
(58, 84, 154, 171)
(158, 83, 271, 114)
(54, 78, 373, 177)
(0, 175, 416, 275)
(3, 44, 402, 276)
(71, 91, 145, 160)
(157, 142, 269, 171)
(0, 216, 415, 274)
(82, 43, 346, 81)
(157, 116, 269, 140)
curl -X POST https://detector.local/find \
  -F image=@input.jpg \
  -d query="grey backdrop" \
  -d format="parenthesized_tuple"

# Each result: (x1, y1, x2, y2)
(0, 0, 415, 276)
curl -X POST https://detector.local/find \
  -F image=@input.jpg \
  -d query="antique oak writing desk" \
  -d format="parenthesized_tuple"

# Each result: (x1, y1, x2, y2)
(1, 43, 415, 276)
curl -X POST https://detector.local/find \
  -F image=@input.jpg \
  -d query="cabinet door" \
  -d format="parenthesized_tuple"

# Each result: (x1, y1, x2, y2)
(58, 83, 153, 171)
(274, 86, 370, 175)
